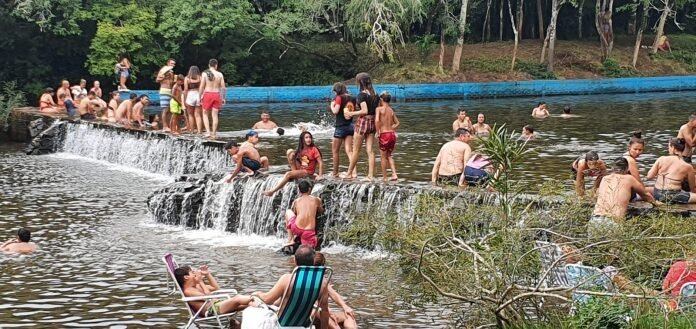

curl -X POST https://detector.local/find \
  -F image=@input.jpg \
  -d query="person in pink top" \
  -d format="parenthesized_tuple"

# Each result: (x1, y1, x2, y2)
(662, 257, 696, 310)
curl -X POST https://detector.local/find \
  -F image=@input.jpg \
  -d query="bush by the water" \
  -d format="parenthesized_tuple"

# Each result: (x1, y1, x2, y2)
(0, 81, 25, 130)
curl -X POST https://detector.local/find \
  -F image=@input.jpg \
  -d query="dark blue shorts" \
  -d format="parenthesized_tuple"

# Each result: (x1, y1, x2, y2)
(333, 124, 354, 139)
(464, 166, 489, 186)
(242, 157, 262, 172)
(654, 188, 691, 204)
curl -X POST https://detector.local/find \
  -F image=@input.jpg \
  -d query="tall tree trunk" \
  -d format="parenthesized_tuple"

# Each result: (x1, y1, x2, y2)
(536, 0, 545, 39)
(650, 0, 670, 54)
(540, 28, 551, 63)
(627, 0, 638, 34)
(516, 0, 524, 41)
(483, 0, 493, 42)
(632, 1, 649, 67)
(499, 0, 505, 41)
(439, 24, 446, 72)
(595, 0, 614, 60)
(546, 0, 562, 71)
(577, 0, 584, 38)
(508, 0, 522, 70)
(452, 0, 471, 72)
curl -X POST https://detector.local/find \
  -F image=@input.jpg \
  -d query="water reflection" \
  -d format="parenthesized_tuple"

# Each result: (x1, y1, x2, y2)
(0, 143, 446, 327)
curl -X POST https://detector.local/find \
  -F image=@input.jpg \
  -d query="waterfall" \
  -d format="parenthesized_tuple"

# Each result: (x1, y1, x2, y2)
(147, 173, 441, 245)
(59, 123, 232, 176)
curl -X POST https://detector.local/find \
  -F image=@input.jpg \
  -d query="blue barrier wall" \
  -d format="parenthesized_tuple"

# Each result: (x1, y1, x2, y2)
(122, 75, 696, 105)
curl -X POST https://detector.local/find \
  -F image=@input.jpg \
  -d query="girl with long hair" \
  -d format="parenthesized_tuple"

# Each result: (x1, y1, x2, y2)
(263, 131, 324, 196)
(342, 72, 379, 180)
(183, 66, 202, 133)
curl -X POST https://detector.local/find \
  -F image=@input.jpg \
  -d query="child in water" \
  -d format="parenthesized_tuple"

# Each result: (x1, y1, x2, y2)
(521, 125, 536, 141)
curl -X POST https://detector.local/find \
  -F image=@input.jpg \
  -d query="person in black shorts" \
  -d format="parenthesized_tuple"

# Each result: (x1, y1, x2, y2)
(329, 82, 356, 177)
(224, 131, 269, 183)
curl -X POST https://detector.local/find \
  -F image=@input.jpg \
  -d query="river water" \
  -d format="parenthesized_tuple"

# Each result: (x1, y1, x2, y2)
(2, 90, 696, 327)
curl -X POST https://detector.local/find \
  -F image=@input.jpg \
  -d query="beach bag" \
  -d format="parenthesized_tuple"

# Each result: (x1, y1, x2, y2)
(241, 304, 280, 329)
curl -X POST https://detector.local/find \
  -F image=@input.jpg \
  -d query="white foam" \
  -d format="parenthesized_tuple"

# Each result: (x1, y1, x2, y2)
(46, 153, 173, 182)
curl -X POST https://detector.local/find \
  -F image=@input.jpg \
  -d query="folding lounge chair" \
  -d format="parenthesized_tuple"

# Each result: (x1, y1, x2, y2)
(564, 264, 614, 304)
(535, 240, 570, 288)
(162, 253, 239, 329)
(251, 265, 333, 329)
(678, 282, 696, 312)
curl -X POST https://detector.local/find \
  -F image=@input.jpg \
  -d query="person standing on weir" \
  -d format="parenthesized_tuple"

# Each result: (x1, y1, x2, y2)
(199, 59, 226, 139)
(156, 58, 176, 132)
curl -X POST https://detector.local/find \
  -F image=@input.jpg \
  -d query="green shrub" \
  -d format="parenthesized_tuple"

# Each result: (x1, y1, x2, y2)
(0, 81, 26, 129)
(601, 58, 637, 78)
(518, 61, 557, 80)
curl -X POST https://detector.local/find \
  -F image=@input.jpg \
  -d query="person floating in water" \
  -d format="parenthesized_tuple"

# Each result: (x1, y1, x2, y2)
(431, 128, 473, 187)
(1, 228, 37, 254)
(375, 91, 400, 182)
(284, 179, 323, 248)
(263, 131, 323, 196)
(520, 125, 536, 141)
(559, 105, 576, 118)
(329, 82, 356, 178)
(647, 138, 696, 204)
(591, 158, 658, 235)
(224, 132, 269, 182)
(252, 111, 279, 131)
(452, 107, 472, 132)
(676, 113, 696, 163)
(531, 102, 549, 119)
(572, 151, 607, 198)
(472, 113, 492, 138)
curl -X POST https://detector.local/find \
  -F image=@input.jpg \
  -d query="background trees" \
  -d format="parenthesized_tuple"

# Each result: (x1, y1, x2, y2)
(2, 0, 696, 99)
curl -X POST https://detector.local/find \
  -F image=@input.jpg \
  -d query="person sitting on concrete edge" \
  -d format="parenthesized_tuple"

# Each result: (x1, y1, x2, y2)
(263, 131, 323, 196)
(1, 228, 37, 254)
(224, 132, 269, 182)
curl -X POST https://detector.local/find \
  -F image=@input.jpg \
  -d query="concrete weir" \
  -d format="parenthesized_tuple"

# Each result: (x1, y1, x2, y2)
(7, 107, 695, 249)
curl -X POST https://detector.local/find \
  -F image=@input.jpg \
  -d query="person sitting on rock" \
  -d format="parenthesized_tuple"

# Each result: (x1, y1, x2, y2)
(1, 228, 37, 254)
(39, 88, 61, 114)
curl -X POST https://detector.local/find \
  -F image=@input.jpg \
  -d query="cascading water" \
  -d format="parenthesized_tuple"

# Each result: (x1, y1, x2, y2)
(146, 173, 446, 245)
(59, 122, 232, 176)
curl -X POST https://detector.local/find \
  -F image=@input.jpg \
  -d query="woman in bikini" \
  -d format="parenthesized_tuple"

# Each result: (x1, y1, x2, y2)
(39, 88, 61, 113)
(572, 151, 608, 197)
(184, 66, 202, 134)
(647, 138, 696, 204)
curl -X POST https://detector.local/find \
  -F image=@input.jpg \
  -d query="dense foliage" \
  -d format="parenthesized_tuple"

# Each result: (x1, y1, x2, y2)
(2, 0, 696, 101)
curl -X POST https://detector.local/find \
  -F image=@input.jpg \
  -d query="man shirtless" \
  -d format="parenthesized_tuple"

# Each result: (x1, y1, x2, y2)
(592, 158, 658, 234)
(156, 58, 176, 131)
(115, 93, 138, 124)
(199, 58, 226, 139)
(677, 113, 696, 163)
(472, 113, 492, 138)
(284, 179, 323, 248)
(375, 91, 400, 181)
(78, 91, 99, 120)
(252, 111, 278, 131)
(1, 228, 37, 254)
(56, 80, 72, 109)
(131, 95, 150, 127)
(432, 128, 473, 187)
(224, 132, 269, 182)
(452, 107, 472, 132)
(531, 102, 550, 119)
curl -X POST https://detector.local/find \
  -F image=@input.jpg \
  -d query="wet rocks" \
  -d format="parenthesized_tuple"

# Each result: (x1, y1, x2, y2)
(24, 120, 66, 155)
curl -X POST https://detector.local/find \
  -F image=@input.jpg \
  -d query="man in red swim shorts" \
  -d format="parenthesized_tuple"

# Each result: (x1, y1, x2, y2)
(198, 59, 226, 139)
(284, 179, 323, 248)
(375, 91, 400, 181)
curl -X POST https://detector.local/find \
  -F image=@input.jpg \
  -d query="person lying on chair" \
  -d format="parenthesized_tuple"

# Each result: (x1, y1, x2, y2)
(252, 245, 330, 328)
(175, 265, 253, 317)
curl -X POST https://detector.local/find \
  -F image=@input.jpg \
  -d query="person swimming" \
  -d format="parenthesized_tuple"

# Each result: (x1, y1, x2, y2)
(520, 125, 536, 141)
(572, 151, 608, 197)
(647, 138, 696, 204)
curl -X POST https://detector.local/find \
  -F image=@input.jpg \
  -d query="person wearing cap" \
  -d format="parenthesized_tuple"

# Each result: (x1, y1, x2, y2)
(452, 107, 472, 133)
(224, 131, 269, 182)
(39, 88, 61, 113)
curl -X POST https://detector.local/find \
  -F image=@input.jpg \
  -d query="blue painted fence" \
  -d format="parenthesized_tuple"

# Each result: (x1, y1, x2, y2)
(122, 75, 696, 105)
